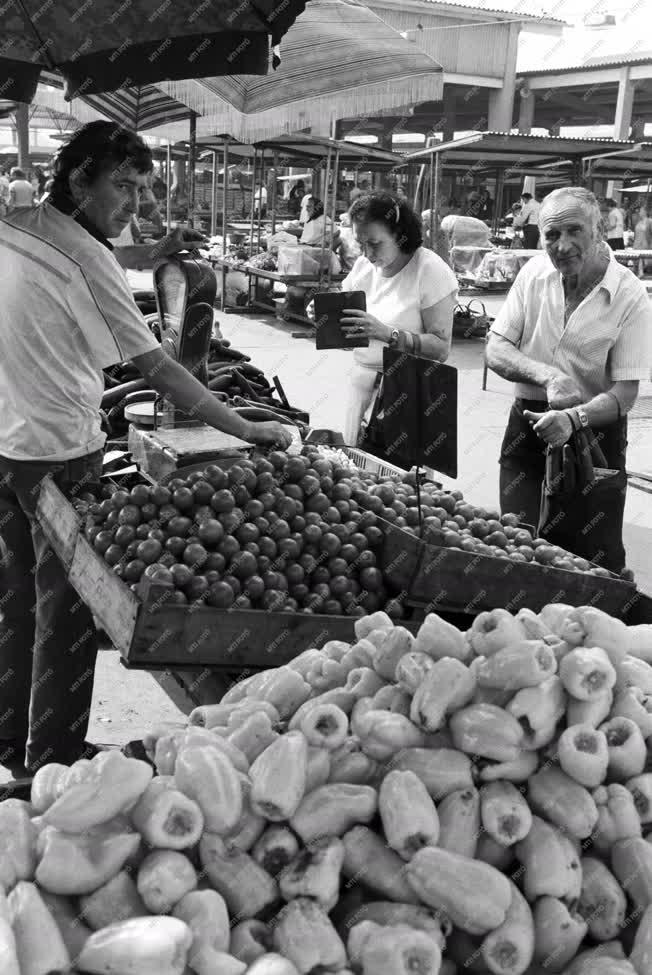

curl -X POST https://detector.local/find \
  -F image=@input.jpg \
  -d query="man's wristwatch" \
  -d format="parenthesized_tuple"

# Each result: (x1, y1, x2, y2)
(388, 328, 400, 347)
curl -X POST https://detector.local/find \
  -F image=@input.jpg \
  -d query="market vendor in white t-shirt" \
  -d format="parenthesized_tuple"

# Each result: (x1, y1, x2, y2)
(338, 192, 458, 445)
(0, 120, 291, 773)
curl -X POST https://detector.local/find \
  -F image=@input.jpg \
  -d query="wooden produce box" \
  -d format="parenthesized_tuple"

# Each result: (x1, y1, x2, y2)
(380, 520, 640, 620)
(36, 480, 419, 674)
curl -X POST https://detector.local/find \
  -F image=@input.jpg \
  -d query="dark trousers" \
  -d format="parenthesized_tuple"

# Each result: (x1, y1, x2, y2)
(499, 400, 627, 571)
(0, 450, 102, 770)
(608, 237, 625, 251)
(523, 225, 539, 249)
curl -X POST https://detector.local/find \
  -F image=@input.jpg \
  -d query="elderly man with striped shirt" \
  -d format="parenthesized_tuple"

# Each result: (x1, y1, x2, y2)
(486, 186, 652, 572)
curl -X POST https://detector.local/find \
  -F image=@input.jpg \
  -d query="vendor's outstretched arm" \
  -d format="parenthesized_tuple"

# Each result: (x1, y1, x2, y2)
(114, 226, 207, 270)
(113, 244, 159, 270)
(130, 348, 291, 447)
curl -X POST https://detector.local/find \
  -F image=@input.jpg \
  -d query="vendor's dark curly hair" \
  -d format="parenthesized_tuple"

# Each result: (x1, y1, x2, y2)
(349, 191, 422, 254)
(51, 121, 153, 197)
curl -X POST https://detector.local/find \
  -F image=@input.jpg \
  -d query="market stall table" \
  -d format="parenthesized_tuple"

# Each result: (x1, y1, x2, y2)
(245, 265, 347, 325)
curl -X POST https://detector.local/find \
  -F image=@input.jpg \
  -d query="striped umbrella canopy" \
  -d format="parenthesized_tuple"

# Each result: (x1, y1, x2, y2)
(157, 0, 443, 143)
(1, 0, 312, 104)
(36, 75, 195, 132)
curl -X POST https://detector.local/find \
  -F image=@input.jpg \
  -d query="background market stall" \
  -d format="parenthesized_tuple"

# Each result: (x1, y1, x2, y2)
(240, 133, 403, 323)
(403, 132, 652, 293)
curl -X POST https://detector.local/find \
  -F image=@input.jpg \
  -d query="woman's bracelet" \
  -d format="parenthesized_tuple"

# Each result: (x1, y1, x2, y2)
(395, 330, 413, 352)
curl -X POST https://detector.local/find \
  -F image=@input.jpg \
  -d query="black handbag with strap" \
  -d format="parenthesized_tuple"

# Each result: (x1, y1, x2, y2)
(453, 299, 492, 339)
(537, 426, 627, 572)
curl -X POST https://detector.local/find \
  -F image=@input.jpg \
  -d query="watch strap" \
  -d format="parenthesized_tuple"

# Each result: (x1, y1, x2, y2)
(566, 408, 579, 432)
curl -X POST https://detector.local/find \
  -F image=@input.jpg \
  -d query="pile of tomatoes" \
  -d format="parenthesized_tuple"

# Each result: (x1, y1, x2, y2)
(83, 450, 406, 617)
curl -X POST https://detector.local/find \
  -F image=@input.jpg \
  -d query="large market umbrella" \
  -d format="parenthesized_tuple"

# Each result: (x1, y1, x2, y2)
(36, 74, 196, 133)
(157, 0, 443, 143)
(1, 0, 312, 104)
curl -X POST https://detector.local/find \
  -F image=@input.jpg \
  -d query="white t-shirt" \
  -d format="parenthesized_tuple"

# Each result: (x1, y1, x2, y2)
(0, 203, 160, 461)
(9, 179, 34, 208)
(607, 207, 625, 240)
(300, 214, 333, 246)
(341, 247, 458, 370)
(490, 251, 652, 401)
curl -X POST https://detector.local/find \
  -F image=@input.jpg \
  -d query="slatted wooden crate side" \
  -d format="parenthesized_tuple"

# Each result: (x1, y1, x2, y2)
(128, 579, 421, 668)
(37, 479, 139, 657)
(36, 476, 83, 569)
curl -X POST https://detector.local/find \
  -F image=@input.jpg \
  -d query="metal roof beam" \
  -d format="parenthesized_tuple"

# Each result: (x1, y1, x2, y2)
(524, 67, 622, 89)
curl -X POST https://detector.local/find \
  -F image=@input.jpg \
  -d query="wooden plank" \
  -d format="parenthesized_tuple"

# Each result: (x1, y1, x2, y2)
(126, 587, 419, 668)
(377, 517, 638, 619)
(36, 478, 82, 569)
(69, 534, 139, 658)
(411, 543, 636, 618)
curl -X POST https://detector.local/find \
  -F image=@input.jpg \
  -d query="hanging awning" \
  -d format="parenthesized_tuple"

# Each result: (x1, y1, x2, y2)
(0, 0, 312, 103)
(36, 75, 196, 133)
(158, 0, 443, 143)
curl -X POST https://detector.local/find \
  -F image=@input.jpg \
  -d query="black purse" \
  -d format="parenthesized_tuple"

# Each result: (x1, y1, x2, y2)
(453, 299, 492, 339)
(538, 426, 627, 572)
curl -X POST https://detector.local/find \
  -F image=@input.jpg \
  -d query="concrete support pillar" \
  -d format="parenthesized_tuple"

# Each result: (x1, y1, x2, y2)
(608, 67, 635, 198)
(488, 22, 520, 131)
(15, 103, 29, 170)
(518, 87, 535, 134)
(442, 87, 457, 142)
(613, 66, 635, 139)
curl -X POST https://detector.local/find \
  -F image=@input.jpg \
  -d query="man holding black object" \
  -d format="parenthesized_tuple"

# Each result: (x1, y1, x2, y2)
(334, 193, 457, 445)
(486, 187, 652, 572)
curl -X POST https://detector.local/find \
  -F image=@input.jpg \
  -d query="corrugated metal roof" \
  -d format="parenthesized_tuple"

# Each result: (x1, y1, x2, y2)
(417, 0, 565, 21)
(520, 51, 652, 74)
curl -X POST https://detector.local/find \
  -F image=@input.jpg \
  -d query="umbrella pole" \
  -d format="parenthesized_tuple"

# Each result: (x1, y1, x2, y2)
(222, 140, 229, 259)
(428, 152, 436, 251)
(319, 147, 333, 290)
(494, 169, 505, 237)
(188, 112, 197, 229)
(166, 142, 171, 233)
(256, 156, 264, 252)
(211, 150, 218, 238)
(271, 151, 279, 235)
(249, 148, 257, 254)
(327, 148, 340, 288)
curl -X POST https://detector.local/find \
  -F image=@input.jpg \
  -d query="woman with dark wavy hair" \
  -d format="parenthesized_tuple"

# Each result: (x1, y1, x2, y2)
(339, 191, 458, 444)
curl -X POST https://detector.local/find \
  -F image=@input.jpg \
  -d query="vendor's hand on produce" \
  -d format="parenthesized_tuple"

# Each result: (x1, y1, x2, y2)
(340, 311, 391, 343)
(524, 409, 574, 448)
(248, 421, 294, 448)
(545, 373, 584, 409)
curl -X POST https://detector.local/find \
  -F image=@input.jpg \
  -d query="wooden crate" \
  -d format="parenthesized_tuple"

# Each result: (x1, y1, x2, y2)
(379, 518, 638, 619)
(35, 480, 419, 672)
